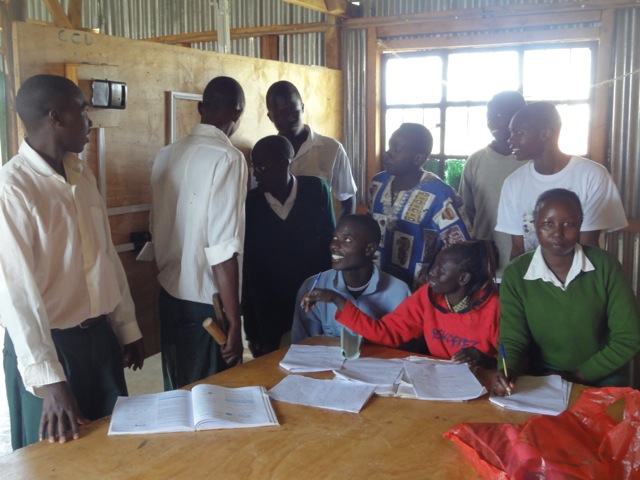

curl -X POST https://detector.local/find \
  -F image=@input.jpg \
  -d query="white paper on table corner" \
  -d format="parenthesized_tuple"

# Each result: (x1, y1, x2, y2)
(279, 344, 345, 372)
(136, 241, 155, 261)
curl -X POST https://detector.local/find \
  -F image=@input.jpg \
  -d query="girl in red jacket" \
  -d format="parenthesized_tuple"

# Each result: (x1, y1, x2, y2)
(301, 240, 499, 367)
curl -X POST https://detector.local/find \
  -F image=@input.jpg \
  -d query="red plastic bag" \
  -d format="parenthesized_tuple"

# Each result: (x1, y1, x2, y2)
(443, 387, 640, 479)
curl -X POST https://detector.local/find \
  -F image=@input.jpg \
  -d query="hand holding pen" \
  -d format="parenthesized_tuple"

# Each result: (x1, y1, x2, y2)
(299, 272, 322, 312)
(299, 272, 347, 313)
(492, 345, 517, 397)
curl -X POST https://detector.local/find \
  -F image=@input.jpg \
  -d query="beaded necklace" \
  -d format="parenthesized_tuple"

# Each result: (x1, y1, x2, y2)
(444, 294, 470, 313)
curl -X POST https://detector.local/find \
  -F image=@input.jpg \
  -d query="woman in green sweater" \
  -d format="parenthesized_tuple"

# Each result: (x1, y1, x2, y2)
(493, 188, 640, 395)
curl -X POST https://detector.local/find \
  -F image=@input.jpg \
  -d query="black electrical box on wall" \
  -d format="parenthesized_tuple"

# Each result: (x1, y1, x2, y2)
(91, 79, 127, 109)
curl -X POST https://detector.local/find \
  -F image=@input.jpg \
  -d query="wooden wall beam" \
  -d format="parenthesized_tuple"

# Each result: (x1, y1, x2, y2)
(375, 10, 600, 39)
(380, 27, 601, 52)
(42, 0, 73, 28)
(144, 21, 329, 45)
(67, 0, 83, 30)
(282, 0, 351, 17)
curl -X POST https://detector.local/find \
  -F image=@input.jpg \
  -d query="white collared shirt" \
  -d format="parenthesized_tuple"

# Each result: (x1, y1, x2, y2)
(264, 176, 298, 220)
(0, 141, 141, 391)
(151, 124, 248, 304)
(524, 244, 595, 291)
(290, 126, 357, 201)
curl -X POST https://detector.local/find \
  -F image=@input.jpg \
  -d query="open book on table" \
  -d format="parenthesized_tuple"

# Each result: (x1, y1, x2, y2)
(108, 384, 279, 435)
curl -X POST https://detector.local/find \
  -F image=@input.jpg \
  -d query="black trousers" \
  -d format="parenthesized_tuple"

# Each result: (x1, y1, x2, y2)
(159, 288, 227, 391)
(3, 316, 127, 449)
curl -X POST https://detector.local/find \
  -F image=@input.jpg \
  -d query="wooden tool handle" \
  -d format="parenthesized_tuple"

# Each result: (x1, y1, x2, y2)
(203, 317, 227, 345)
(212, 293, 228, 332)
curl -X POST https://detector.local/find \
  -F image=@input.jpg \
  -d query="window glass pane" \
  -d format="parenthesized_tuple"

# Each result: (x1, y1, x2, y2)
(557, 104, 590, 156)
(523, 48, 591, 101)
(385, 56, 443, 105)
(444, 106, 487, 156)
(447, 51, 519, 101)
(385, 108, 441, 154)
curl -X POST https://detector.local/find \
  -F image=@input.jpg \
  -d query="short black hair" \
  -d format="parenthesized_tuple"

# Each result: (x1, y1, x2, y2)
(266, 80, 302, 109)
(488, 91, 526, 115)
(534, 188, 583, 222)
(339, 214, 382, 246)
(514, 101, 562, 133)
(397, 123, 433, 157)
(15, 74, 81, 131)
(251, 135, 294, 166)
(202, 76, 245, 112)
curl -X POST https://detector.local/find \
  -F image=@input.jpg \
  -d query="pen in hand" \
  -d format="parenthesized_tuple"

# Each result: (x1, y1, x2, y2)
(300, 272, 322, 310)
(499, 344, 512, 396)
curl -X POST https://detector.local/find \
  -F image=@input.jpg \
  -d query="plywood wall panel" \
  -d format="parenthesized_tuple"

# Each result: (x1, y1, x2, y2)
(12, 22, 343, 355)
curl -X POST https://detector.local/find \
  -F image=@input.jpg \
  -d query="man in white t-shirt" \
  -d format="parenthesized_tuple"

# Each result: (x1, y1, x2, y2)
(266, 80, 357, 219)
(496, 102, 627, 259)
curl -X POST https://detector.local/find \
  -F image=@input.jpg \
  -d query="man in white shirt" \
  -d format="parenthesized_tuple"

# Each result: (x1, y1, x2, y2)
(496, 101, 627, 259)
(151, 76, 247, 390)
(0, 74, 144, 449)
(266, 80, 357, 220)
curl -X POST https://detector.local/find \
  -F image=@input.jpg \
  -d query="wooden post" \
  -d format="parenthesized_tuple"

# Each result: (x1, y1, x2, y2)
(68, 0, 83, 30)
(590, 8, 616, 166)
(1, 0, 26, 158)
(260, 35, 279, 61)
(42, 0, 74, 28)
(325, 15, 340, 70)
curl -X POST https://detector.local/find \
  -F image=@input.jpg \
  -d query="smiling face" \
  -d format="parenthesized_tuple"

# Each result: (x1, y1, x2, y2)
(535, 198, 582, 258)
(507, 113, 544, 161)
(329, 219, 375, 272)
(427, 250, 465, 296)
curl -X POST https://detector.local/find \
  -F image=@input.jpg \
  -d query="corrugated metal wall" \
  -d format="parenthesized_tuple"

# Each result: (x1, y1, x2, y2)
(342, 28, 367, 204)
(25, 0, 326, 63)
(605, 8, 640, 296)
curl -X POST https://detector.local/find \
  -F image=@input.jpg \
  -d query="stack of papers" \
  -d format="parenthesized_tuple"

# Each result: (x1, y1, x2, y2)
(276, 346, 487, 411)
(402, 360, 487, 401)
(279, 345, 345, 372)
(333, 357, 405, 395)
(489, 375, 572, 416)
(268, 375, 376, 413)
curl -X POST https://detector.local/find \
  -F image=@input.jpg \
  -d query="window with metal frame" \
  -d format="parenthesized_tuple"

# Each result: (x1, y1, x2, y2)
(382, 44, 595, 191)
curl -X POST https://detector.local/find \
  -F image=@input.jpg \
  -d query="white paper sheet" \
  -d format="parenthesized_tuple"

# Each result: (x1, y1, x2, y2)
(268, 375, 376, 413)
(402, 361, 487, 401)
(489, 375, 572, 416)
(333, 357, 404, 395)
(135, 241, 155, 261)
(279, 344, 345, 372)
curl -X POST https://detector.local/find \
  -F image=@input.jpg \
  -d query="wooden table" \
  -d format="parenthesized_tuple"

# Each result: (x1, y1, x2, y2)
(0, 338, 584, 479)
